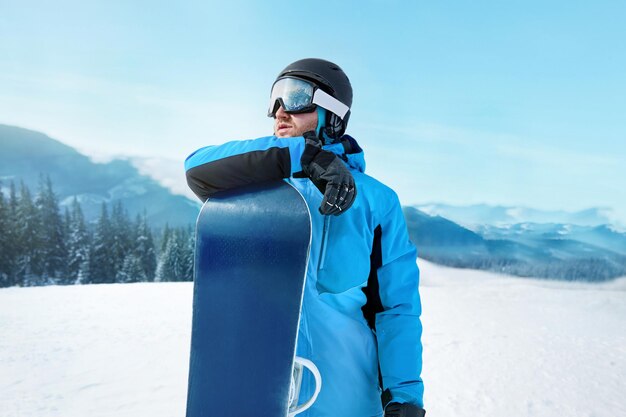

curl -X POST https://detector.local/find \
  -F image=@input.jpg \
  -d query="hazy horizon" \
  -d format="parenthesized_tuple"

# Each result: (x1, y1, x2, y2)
(2, 121, 626, 227)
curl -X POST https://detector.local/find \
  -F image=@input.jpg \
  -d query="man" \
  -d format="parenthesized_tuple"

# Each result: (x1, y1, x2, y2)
(185, 58, 425, 417)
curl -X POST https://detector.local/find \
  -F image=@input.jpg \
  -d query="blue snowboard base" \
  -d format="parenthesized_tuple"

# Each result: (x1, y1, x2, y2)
(186, 181, 311, 417)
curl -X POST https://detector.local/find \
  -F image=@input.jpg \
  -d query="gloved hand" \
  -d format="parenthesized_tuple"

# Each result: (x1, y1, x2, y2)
(298, 131, 356, 216)
(384, 402, 426, 417)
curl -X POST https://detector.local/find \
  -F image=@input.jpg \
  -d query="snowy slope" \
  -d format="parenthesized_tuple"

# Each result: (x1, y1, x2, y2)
(0, 283, 192, 417)
(1, 262, 625, 417)
(418, 262, 626, 417)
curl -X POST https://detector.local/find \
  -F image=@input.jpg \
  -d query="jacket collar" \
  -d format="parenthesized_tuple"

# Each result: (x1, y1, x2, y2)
(322, 134, 366, 173)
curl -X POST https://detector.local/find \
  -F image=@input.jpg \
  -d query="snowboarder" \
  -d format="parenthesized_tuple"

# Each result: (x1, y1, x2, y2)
(185, 58, 425, 417)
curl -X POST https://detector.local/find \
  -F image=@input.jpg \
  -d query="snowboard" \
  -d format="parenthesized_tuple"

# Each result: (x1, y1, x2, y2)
(186, 180, 312, 417)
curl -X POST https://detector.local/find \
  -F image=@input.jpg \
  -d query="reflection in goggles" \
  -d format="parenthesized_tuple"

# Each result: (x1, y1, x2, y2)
(268, 76, 350, 119)
(268, 78, 316, 116)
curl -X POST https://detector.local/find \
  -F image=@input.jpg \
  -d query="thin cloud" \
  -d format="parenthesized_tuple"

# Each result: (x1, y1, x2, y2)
(357, 120, 622, 169)
(495, 143, 620, 169)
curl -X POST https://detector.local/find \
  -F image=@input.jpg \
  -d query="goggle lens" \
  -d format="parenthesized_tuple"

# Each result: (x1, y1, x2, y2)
(268, 77, 315, 117)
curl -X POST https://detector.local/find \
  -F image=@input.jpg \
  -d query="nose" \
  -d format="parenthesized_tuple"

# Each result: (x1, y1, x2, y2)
(275, 105, 288, 119)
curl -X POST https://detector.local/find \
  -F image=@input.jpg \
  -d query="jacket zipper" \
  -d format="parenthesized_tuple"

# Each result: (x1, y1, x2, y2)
(318, 216, 331, 270)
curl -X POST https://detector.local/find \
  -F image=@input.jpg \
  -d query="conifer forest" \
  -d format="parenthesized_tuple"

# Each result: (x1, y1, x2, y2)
(0, 177, 194, 287)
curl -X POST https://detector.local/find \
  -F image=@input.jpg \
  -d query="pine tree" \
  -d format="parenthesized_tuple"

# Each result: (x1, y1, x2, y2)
(182, 226, 195, 281)
(116, 254, 146, 283)
(15, 182, 44, 286)
(36, 176, 67, 284)
(5, 182, 19, 286)
(165, 227, 193, 282)
(67, 198, 91, 284)
(134, 212, 157, 281)
(0, 183, 10, 287)
(110, 200, 132, 277)
(155, 228, 185, 282)
(160, 224, 172, 254)
(63, 206, 71, 247)
(90, 202, 115, 283)
(9, 182, 18, 215)
(76, 251, 91, 285)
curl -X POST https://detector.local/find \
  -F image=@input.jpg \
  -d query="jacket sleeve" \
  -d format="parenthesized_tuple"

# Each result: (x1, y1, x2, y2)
(184, 135, 306, 201)
(375, 193, 424, 408)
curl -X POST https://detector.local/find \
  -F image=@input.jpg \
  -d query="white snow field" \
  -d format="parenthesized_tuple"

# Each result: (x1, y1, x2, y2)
(1, 260, 625, 417)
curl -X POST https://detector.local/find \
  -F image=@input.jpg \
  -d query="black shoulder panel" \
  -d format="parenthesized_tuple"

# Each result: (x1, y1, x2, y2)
(186, 147, 291, 202)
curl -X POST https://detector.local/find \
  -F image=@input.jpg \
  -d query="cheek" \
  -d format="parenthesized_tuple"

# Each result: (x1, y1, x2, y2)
(298, 113, 319, 132)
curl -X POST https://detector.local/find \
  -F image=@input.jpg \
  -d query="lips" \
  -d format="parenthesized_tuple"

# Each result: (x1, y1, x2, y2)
(276, 123, 292, 135)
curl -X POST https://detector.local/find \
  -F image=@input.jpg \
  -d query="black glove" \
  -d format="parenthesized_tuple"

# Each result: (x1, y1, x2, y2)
(298, 131, 356, 216)
(384, 402, 426, 417)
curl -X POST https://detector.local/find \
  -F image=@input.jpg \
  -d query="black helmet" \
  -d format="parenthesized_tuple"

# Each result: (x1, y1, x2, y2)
(274, 58, 353, 138)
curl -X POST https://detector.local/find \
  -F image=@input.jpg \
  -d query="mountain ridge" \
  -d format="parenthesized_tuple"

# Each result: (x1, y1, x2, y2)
(404, 206, 626, 281)
(414, 202, 621, 230)
(0, 124, 200, 227)
(3, 123, 624, 281)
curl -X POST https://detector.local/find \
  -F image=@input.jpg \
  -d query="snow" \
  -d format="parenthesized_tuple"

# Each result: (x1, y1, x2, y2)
(419, 262, 626, 417)
(0, 283, 192, 417)
(1, 261, 625, 417)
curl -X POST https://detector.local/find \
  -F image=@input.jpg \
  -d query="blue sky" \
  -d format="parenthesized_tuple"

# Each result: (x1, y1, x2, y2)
(1, 0, 625, 223)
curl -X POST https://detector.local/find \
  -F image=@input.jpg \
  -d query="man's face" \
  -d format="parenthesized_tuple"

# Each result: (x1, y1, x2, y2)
(273, 105, 318, 138)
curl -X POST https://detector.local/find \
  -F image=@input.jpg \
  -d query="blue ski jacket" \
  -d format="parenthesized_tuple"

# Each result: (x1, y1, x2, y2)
(185, 135, 424, 417)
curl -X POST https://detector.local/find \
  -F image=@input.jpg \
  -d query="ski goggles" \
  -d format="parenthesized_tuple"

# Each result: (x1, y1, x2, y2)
(267, 77, 350, 120)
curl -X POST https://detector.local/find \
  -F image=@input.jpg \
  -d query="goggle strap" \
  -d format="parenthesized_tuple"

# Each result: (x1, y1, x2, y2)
(312, 89, 350, 120)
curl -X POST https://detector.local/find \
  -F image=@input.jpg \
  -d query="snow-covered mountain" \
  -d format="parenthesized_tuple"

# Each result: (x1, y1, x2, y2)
(476, 223, 626, 253)
(415, 203, 621, 230)
(3, 123, 623, 282)
(403, 207, 626, 281)
(1, 260, 624, 417)
(0, 124, 200, 227)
